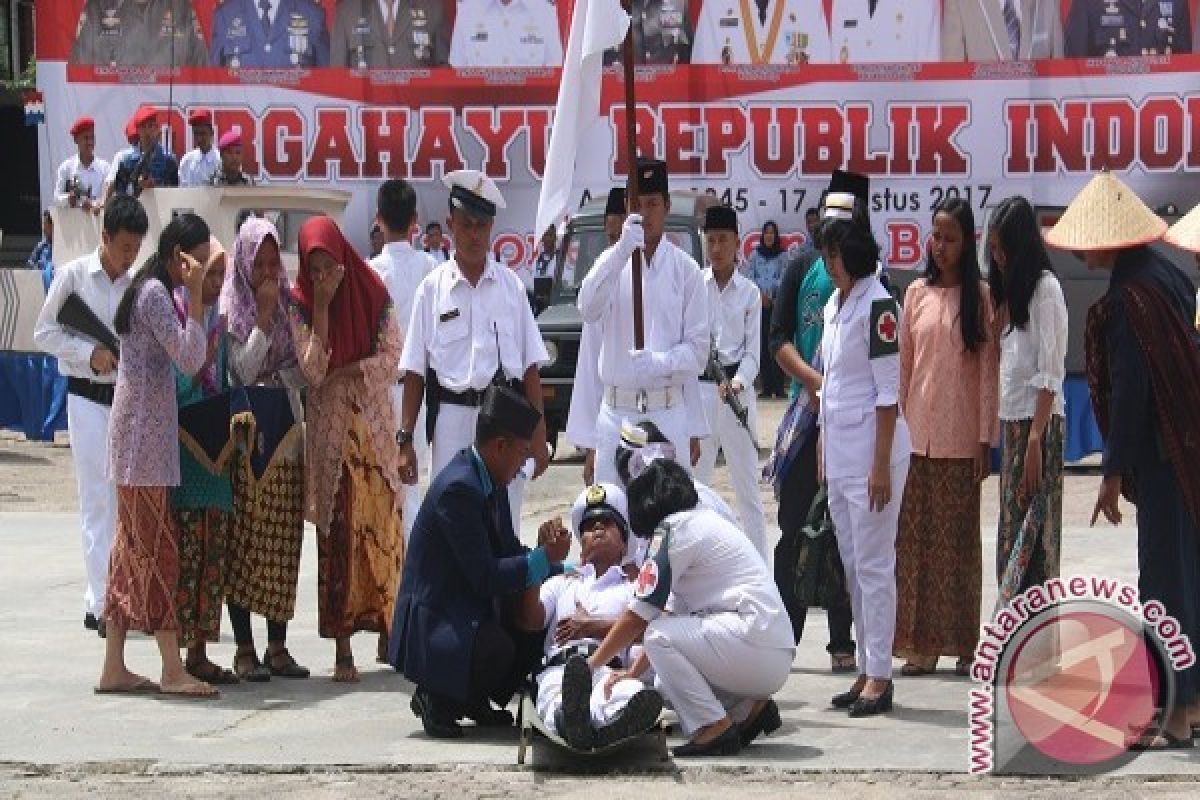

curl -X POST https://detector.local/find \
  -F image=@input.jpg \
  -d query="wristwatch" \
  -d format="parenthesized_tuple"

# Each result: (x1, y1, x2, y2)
(396, 429, 414, 446)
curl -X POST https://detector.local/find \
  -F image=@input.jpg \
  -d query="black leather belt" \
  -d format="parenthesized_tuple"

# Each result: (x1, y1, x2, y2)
(543, 642, 622, 671)
(67, 377, 115, 407)
(700, 362, 741, 383)
(434, 379, 523, 408)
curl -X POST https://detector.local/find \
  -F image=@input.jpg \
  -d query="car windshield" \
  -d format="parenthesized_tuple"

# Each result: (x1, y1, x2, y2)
(554, 226, 698, 299)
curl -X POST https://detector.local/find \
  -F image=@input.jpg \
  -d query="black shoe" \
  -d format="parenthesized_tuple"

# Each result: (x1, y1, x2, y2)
(739, 698, 782, 746)
(96, 618, 106, 639)
(848, 681, 894, 718)
(84, 613, 99, 631)
(411, 689, 465, 739)
(593, 688, 664, 748)
(831, 680, 865, 709)
(559, 654, 595, 749)
(672, 722, 743, 757)
(464, 702, 514, 728)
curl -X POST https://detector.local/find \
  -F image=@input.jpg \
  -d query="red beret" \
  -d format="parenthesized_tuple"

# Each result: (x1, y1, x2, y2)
(125, 118, 138, 144)
(188, 109, 212, 128)
(132, 106, 161, 128)
(70, 116, 95, 137)
(218, 129, 242, 150)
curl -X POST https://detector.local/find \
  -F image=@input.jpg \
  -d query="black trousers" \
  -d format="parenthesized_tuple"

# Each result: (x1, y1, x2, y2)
(760, 307, 784, 396)
(464, 619, 543, 711)
(773, 432, 855, 654)
(227, 602, 287, 647)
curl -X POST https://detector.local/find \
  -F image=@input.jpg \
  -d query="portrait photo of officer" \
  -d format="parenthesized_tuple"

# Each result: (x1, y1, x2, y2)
(331, 0, 450, 68)
(1064, 0, 1192, 58)
(70, 0, 208, 68)
(692, 0, 833, 65)
(941, 0, 1065, 61)
(209, 0, 331, 68)
(602, 0, 694, 66)
(448, 0, 564, 67)
(827, 0, 941, 63)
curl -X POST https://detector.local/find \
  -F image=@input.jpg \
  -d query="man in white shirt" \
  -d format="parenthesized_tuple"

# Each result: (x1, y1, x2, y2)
(178, 109, 220, 188)
(520, 483, 664, 749)
(369, 179, 436, 541)
(55, 116, 109, 212)
(32, 195, 149, 637)
(693, 0, 832, 64)
(448, 0, 564, 67)
(827, 0, 940, 64)
(576, 159, 709, 486)
(694, 205, 767, 560)
(397, 169, 551, 533)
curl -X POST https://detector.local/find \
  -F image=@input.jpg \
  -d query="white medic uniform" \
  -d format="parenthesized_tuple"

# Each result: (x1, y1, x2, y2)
(827, 0, 940, 64)
(632, 508, 794, 735)
(694, 266, 767, 561)
(399, 255, 548, 533)
(448, 0, 564, 67)
(535, 563, 647, 733)
(692, 0, 833, 64)
(371, 240, 436, 541)
(55, 154, 110, 206)
(818, 275, 910, 681)
(576, 237, 709, 486)
(33, 248, 132, 618)
(178, 146, 220, 187)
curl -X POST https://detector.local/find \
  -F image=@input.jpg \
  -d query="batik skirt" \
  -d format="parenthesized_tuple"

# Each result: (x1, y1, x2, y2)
(996, 416, 1064, 610)
(105, 486, 180, 634)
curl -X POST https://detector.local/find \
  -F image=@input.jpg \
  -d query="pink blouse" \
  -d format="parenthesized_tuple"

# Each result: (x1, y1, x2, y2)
(898, 279, 999, 459)
(290, 309, 404, 533)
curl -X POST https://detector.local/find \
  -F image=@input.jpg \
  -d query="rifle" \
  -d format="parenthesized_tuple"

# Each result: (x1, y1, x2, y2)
(57, 292, 120, 357)
(62, 175, 90, 206)
(704, 337, 758, 449)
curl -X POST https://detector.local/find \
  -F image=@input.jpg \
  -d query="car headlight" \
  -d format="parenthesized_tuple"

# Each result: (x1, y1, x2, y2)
(544, 339, 558, 367)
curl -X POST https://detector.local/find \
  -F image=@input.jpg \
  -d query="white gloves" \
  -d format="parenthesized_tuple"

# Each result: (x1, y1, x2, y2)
(616, 213, 645, 259)
(628, 349, 672, 380)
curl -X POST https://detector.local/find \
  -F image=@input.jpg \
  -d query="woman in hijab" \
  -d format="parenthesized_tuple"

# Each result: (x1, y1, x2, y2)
(289, 216, 405, 682)
(746, 221, 788, 397)
(219, 216, 309, 682)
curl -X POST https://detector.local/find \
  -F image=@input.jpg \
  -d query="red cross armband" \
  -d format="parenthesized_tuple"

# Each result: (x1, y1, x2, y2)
(869, 298, 900, 359)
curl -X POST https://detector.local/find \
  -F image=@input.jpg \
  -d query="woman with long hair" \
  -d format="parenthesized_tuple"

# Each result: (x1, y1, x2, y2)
(986, 196, 1067, 606)
(746, 220, 788, 397)
(289, 216, 404, 682)
(894, 198, 999, 677)
(219, 216, 309, 682)
(98, 212, 214, 697)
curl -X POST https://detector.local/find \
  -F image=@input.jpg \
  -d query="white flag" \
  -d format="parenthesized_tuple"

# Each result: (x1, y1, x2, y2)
(534, 0, 631, 238)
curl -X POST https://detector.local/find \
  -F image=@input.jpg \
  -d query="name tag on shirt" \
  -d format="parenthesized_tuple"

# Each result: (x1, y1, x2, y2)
(439, 308, 461, 322)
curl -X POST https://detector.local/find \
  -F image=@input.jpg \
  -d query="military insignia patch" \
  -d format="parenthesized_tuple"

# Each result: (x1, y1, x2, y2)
(586, 484, 606, 507)
(869, 298, 899, 359)
(634, 524, 672, 610)
(635, 560, 659, 598)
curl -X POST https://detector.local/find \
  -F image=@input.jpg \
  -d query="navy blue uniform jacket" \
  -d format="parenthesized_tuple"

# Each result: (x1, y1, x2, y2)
(388, 449, 529, 702)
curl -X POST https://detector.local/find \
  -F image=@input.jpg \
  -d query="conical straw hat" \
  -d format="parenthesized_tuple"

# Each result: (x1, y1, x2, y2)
(1165, 203, 1200, 253)
(1045, 172, 1166, 251)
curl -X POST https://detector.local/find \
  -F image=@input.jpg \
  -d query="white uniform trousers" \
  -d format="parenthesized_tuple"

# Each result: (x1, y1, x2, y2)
(536, 663, 645, 734)
(67, 394, 117, 616)
(826, 459, 909, 681)
(390, 385, 428, 543)
(694, 384, 767, 561)
(643, 613, 793, 735)
(593, 399, 691, 486)
(430, 402, 524, 535)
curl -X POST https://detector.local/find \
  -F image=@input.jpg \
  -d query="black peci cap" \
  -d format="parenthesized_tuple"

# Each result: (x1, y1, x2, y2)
(828, 169, 870, 206)
(479, 385, 541, 440)
(629, 158, 669, 196)
(605, 187, 627, 216)
(703, 205, 738, 233)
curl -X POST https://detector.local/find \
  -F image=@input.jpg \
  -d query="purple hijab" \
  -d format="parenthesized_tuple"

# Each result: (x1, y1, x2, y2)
(219, 216, 296, 382)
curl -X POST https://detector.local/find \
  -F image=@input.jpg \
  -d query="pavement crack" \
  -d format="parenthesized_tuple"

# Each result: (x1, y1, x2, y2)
(192, 711, 267, 740)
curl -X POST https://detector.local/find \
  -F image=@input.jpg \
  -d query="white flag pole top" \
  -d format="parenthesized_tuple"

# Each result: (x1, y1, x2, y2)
(534, 0, 631, 237)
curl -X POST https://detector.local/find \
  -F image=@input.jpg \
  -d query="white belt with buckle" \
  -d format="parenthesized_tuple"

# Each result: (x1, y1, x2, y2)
(604, 385, 680, 413)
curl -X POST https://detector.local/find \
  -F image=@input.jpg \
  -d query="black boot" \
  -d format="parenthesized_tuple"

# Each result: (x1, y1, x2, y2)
(593, 688, 663, 748)
(559, 655, 596, 749)
(411, 688, 464, 739)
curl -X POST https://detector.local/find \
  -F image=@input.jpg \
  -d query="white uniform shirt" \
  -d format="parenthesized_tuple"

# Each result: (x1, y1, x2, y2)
(178, 147, 220, 188)
(449, 0, 564, 67)
(512, 260, 535, 293)
(630, 508, 793, 650)
(692, 0, 833, 64)
(55, 154, 110, 206)
(828, 0, 940, 63)
(565, 319, 603, 449)
(818, 276, 911, 480)
(370, 240, 436, 367)
(539, 563, 633, 660)
(702, 266, 761, 389)
(33, 248, 132, 383)
(577, 238, 709, 392)
(999, 271, 1068, 421)
(399, 256, 549, 391)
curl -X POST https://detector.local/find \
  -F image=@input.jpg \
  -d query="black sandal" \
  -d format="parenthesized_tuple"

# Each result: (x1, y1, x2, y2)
(333, 654, 359, 683)
(1128, 730, 1195, 751)
(233, 650, 271, 683)
(186, 658, 241, 686)
(265, 648, 310, 679)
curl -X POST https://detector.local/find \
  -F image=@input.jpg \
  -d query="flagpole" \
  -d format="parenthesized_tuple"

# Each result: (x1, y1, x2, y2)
(620, 1, 644, 350)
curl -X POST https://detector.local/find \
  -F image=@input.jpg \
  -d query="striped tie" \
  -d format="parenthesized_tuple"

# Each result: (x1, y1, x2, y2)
(1002, 0, 1021, 60)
